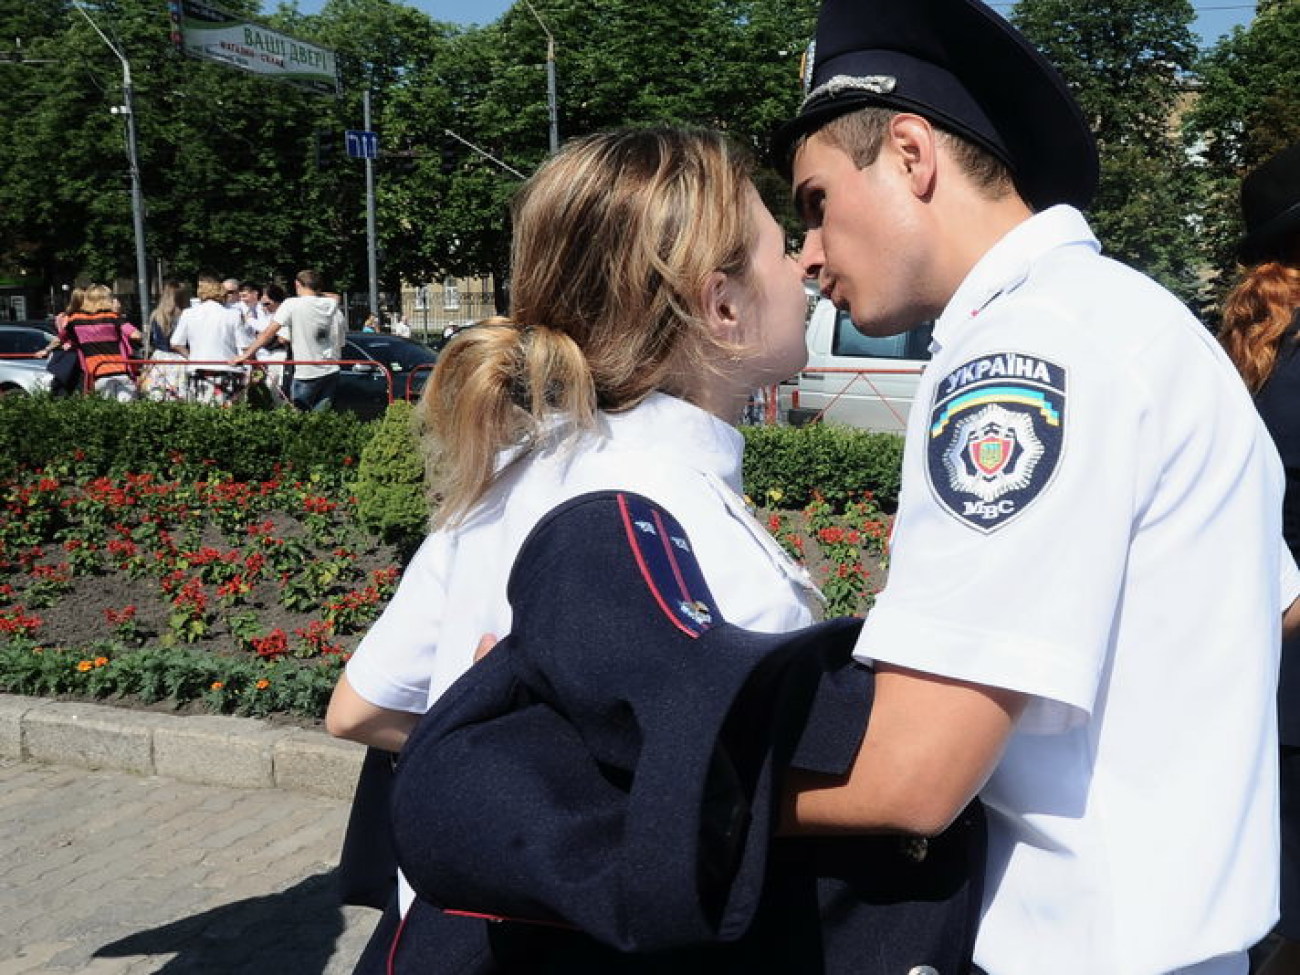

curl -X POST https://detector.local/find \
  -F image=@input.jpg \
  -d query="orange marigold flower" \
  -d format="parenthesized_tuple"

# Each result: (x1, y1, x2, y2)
(76, 660, 93, 672)
(94, 656, 109, 667)
(255, 679, 270, 690)
(210, 681, 224, 691)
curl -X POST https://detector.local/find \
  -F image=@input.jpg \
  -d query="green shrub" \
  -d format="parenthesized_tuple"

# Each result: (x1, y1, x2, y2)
(351, 401, 430, 554)
(0, 397, 370, 480)
(742, 423, 904, 510)
(0, 638, 344, 720)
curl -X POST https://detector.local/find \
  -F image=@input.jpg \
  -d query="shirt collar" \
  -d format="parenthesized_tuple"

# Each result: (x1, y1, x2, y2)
(931, 205, 1100, 353)
(601, 392, 746, 492)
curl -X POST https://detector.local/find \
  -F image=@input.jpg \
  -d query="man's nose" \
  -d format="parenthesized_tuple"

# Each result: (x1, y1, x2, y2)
(797, 230, 824, 282)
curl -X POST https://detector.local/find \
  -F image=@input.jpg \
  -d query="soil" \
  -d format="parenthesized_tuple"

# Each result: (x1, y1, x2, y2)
(27, 513, 402, 657)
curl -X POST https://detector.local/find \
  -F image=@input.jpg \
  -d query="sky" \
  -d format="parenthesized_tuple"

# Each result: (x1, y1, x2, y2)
(271, 1, 1257, 49)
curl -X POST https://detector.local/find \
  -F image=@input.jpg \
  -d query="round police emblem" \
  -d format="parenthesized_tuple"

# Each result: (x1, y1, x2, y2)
(926, 351, 1066, 533)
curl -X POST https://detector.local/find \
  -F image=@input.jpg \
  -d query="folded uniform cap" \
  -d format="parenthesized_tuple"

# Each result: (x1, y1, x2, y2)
(772, 0, 1098, 212)
(1238, 139, 1300, 265)
(391, 490, 870, 953)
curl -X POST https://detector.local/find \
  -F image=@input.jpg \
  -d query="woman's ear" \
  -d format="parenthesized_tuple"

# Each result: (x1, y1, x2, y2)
(700, 269, 742, 342)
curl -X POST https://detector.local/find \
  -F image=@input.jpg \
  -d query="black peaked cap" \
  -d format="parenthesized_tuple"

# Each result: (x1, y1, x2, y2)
(1239, 139, 1300, 265)
(773, 0, 1099, 211)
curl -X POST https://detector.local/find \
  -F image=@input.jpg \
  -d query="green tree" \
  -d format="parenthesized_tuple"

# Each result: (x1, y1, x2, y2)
(392, 0, 818, 299)
(1186, 1, 1300, 306)
(1012, 0, 1202, 303)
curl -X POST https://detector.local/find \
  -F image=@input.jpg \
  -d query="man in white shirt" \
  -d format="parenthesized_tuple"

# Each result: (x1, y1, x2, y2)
(774, 1, 1300, 972)
(233, 282, 272, 355)
(171, 272, 244, 404)
(235, 268, 347, 411)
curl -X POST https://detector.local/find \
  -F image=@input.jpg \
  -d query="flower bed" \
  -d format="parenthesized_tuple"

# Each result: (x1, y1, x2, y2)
(0, 464, 890, 721)
(0, 465, 404, 720)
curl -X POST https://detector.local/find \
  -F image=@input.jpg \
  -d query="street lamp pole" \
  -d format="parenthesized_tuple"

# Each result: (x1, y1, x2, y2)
(363, 88, 380, 324)
(74, 3, 151, 334)
(522, 0, 558, 154)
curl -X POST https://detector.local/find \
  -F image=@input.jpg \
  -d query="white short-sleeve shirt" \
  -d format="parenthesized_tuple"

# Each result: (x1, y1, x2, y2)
(856, 206, 1298, 975)
(170, 300, 242, 363)
(348, 392, 820, 713)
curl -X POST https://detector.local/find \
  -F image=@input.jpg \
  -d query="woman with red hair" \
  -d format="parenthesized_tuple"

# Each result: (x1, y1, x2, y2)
(1220, 138, 1300, 975)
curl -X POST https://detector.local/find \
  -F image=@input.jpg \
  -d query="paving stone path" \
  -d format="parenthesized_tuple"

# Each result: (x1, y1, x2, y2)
(0, 759, 376, 974)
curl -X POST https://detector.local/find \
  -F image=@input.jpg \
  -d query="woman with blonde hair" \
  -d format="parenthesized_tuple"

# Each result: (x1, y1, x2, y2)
(1219, 138, 1300, 975)
(329, 126, 812, 752)
(148, 279, 190, 354)
(63, 284, 141, 400)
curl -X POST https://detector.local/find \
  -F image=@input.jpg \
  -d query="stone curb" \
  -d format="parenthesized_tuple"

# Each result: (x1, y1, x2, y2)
(0, 693, 364, 799)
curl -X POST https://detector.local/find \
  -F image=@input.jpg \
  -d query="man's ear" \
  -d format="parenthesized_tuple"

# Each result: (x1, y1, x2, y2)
(888, 113, 939, 199)
(699, 269, 742, 342)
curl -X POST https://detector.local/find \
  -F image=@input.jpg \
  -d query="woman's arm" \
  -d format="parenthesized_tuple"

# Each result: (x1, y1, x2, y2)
(326, 674, 421, 753)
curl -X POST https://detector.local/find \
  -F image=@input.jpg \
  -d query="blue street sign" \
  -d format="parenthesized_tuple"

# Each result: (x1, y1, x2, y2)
(345, 129, 378, 160)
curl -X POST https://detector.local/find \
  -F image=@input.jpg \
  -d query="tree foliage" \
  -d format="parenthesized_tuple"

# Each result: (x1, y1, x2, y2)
(1013, 0, 1202, 303)
(1185, 1, 1300, 305)
(2, 0, 1292, 322)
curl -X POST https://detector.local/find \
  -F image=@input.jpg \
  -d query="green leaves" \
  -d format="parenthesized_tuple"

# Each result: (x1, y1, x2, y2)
(1013, 0, 1203, 305)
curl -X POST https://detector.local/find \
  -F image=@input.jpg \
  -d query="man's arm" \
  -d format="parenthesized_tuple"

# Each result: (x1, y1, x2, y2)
(233, 320, 282, 363)
(783, 664, 1026, 835)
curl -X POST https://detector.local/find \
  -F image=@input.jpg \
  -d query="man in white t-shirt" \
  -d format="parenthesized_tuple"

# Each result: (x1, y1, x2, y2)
(235, 268, 346, 411)
(773, 1, 1300, 973)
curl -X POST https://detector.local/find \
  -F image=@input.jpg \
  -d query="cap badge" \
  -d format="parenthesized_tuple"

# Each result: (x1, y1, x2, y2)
(799, 39, 817, 96)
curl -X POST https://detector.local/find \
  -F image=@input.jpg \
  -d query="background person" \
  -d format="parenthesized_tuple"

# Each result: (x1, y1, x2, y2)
(63, 284, 141, 400)
(235, 269, 346, 411)
(234, 281, 270, 354)
(39, 286, 84, 396)
(1218, 137, 1300, 975)
(171, 272, 244, 404)
(148, 278, 189, 354)
(770, 0, 1300, 972)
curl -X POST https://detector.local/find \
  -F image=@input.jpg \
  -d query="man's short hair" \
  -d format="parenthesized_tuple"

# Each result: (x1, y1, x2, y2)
(295, 269, 325, 292)
(816, 107, 1015, 202)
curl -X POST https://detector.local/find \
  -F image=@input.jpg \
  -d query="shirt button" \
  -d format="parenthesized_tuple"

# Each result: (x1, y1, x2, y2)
(907, 968, 939, 975)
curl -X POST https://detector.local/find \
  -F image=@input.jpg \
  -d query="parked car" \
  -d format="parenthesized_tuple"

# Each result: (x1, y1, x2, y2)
(786, 299, 933, 433)
(333, 332, 439, 420)
(3, 319, 58, 337)
(0, 324, 53, 357)
(0, 325, 55, 396)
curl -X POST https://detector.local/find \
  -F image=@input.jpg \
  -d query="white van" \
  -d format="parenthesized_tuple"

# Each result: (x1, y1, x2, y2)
(786, 299, 933, 433)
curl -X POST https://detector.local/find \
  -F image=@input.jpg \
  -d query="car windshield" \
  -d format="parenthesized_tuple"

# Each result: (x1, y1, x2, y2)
(348, 336, 437, 373)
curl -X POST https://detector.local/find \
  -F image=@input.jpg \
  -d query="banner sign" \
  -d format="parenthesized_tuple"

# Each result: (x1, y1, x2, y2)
(168, 0, 339, 95)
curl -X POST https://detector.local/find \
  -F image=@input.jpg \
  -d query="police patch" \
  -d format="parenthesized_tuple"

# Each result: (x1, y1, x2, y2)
(926, 351, 1066, 532)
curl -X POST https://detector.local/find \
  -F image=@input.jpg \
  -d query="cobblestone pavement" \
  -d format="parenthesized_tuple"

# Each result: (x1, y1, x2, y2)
(0, 758, 376, 974)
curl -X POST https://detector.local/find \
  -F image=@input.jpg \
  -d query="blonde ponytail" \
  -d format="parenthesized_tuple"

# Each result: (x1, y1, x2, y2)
(422, 318, 596, 526)
(420, 126, 757, 525)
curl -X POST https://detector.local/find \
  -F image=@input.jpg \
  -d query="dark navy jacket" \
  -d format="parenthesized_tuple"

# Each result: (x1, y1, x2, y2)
(1255, 311, 1300, 745)
(356, 491, 985, 974)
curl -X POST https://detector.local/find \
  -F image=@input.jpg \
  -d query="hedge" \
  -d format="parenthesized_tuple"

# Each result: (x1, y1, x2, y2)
(741, 423, 904, 510)
(0, 397, 904, 510)
(0, 396, 369, 481)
